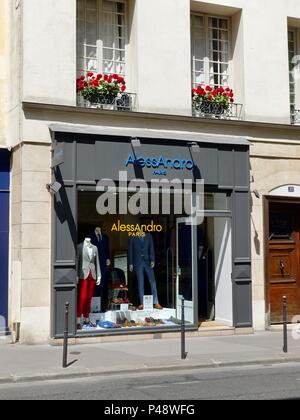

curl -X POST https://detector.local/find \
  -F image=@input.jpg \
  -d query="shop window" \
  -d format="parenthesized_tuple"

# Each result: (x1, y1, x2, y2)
(77, 0, 127, 76)
(76, 190, 232, 332)
(191, 13, 231, 88)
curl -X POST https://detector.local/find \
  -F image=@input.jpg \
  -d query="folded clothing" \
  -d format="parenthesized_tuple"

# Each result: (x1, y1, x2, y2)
(96, 321, 118, 329)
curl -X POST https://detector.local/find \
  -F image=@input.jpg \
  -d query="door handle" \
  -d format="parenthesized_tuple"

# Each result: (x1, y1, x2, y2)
(280, 260, 285, 272)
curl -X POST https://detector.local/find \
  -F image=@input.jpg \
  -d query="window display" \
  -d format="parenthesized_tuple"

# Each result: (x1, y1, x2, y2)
(76, 191, 233, 333)
(77, 191, 198, 332)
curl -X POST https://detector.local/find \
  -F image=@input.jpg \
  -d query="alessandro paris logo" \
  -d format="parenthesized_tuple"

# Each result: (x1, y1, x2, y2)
(125, 154, 194, 176)
(111, 220, 163, 237)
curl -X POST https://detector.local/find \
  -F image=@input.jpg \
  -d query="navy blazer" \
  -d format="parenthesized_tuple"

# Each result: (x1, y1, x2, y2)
(128, 234, 155, 268)
(90, 233, 110, 269)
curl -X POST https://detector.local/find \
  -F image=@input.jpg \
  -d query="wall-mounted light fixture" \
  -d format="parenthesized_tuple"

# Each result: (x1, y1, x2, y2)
(46, 181, 62, 195)
(252, 190, 260, 199)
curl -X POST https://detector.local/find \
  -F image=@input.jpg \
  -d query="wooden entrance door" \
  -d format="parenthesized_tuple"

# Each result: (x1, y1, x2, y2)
(268, 203, 300, 323)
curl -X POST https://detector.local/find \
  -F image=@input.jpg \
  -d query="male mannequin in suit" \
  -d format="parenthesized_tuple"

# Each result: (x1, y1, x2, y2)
(128, 233, 162, 310)
(77, 238, 101, 328)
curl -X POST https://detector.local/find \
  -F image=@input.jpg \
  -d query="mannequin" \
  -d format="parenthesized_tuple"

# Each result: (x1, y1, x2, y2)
(77, 238, 101, 328)
(128, 233, 162, 310)
(91, 226, 111, 311)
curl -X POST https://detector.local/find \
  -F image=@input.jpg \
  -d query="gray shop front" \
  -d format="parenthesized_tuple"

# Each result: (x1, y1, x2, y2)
(50, 127, 252, 339)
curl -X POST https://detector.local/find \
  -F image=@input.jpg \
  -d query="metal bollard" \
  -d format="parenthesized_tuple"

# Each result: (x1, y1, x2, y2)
(283, 296, 288, 354)
(63, 302, 70, 368)
(181, 298, 188, 360)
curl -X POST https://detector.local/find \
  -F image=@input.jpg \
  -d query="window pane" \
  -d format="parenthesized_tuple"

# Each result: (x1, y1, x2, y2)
(86, 29, 98, 46)
(86, 46, 97, 58)
(115, 61, 125, 74)
(103, 48, 114, 61)
(115, 49, 125, 61)
(87, 0, 97, 9)
(194, 39, 205, 58)
(87, 59, 98, 71)
(77, 0, 127, 77)
(219, 19, 228, 30)
(220, 30, 229, 42)
(194, 71, 205, 85)
(288, 29, 297, 111)
(86, 9, 97, 26)
(221, 74, 229, 86)
(192, 14, 204, 27)
(103, 60, 115, 73)
(103, 0, 114, 12)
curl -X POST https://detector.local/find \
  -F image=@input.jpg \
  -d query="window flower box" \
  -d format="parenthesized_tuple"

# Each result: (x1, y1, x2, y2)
(192, 85, 235, 118)
(76, 72, 127, 110)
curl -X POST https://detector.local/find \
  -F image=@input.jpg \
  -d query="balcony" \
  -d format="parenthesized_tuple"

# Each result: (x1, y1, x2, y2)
(77, 93, 137, 112)
(192, 102, 243, 121)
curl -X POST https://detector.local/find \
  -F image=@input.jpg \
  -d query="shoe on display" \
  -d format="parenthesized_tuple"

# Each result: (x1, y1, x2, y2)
(154, 304, 163, 310)
(77, 324, 82, 330)
(138, 305, 144, 310)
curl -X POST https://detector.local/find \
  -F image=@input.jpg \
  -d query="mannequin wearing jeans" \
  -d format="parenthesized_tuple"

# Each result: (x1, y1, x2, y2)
(128, 234, 162, 310)
(77, 238, 101, 328)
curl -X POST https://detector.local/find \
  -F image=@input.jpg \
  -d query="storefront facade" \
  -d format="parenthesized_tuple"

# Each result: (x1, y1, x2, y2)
(51, 128, 251, 338)
(0, 149, 10, 335)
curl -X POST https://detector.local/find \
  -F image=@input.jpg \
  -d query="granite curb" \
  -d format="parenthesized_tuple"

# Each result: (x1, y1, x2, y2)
(1, 355, 300, 385)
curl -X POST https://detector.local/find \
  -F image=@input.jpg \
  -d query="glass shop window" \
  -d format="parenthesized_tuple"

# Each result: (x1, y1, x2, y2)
(76, 190, 197, 332)
(76, 190, 233, 332)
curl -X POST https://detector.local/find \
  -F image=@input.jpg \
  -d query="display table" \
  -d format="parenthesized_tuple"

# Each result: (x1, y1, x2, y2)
(89, 307, 177, 329)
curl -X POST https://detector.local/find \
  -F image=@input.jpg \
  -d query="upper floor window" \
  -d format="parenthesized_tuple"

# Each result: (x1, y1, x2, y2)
(288, 29, 297, 115)
(191, 14, 230, 88)
(77, 0, 127, 77)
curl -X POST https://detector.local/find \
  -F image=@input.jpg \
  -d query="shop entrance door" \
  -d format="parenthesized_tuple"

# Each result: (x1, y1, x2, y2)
(268, 202, 300, 323)
(176, 218, 195, 323)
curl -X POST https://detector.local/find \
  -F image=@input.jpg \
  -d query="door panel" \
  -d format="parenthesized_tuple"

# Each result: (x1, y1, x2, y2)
(176, 218, 194, 323)
(268, 204, 300, 324)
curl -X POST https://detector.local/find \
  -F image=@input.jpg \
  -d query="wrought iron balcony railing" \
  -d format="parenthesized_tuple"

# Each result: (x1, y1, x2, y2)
(78, 93, 137, 112)
(192, 102, 243, 121)
(291, 110, 300, 125)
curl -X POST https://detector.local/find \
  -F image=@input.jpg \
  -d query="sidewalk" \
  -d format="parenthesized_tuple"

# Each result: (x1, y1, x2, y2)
(0, 331, 300, 384)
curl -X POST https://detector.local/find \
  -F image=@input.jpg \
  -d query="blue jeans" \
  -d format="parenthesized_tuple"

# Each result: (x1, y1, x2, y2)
(135, 262, 158, 305)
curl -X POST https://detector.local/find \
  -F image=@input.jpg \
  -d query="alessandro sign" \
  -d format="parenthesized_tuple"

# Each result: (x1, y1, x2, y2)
(125, 154, 194, 176)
